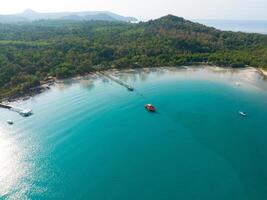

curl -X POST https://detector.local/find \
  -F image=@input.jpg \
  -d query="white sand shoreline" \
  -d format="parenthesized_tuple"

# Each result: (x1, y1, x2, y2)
(1, 66, 267, 103)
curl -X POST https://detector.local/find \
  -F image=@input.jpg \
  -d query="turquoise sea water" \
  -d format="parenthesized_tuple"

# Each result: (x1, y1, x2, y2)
(0, 67, 267, 200)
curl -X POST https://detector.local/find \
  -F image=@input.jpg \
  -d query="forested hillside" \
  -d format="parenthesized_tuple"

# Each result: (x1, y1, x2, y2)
(0, 15, 267, 99)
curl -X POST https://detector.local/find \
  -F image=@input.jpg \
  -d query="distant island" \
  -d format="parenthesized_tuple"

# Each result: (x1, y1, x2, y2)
(0, 14, 267, 101)
(0, 9, 137, 23)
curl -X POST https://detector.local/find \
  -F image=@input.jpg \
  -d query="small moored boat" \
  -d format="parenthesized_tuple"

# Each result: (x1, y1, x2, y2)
(7, 120, 14, 125)
(239, 111, 247, 117)
(145, 104, 156, 112)
(235, 82, 241, 86)
(127, 87, 134, 91)
(19, 109, 32, 117)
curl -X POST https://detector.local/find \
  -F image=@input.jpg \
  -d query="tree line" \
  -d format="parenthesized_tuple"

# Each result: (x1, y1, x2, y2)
(0, 15, 267, 99)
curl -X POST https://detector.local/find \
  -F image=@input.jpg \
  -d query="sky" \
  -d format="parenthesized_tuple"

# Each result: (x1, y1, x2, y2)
(0, 0, 267, 20)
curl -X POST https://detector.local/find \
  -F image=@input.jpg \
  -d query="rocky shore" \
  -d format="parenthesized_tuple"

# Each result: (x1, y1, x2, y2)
(0, 76, 56, 103)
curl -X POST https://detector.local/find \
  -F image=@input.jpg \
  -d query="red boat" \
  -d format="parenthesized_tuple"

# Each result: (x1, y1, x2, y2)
(145, 104, 156, 112)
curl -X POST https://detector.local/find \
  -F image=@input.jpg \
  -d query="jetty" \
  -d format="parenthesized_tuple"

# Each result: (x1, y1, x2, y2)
(0, 103, 32, 117)
(0, 104, 11, 109)
(97, 72, 134, 91)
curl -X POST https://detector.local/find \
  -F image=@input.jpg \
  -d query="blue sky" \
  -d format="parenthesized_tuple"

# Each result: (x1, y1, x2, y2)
(1, 0, 267, 20)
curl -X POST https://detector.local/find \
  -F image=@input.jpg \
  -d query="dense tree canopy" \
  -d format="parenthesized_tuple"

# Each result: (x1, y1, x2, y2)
(0, 15, 267, 99)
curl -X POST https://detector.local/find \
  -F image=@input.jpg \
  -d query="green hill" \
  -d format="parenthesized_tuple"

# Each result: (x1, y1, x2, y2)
(0, 15, 267, 99)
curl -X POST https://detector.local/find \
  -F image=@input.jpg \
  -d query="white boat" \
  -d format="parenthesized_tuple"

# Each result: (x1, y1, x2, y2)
(7, 120, 14, 125)
(239, 111, 247, 117)
(19, 109, 32, 117)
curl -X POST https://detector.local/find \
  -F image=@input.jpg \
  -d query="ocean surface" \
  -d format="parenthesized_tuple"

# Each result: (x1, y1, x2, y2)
(197, 20, 267, 34)
(0, 66, 267, 200)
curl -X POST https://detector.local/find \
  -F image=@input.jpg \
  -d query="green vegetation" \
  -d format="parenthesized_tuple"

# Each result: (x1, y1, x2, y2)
(0, 15, 267, 99)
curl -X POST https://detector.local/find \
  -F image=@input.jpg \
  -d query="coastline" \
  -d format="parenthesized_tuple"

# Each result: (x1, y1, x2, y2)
(0, 84, 52, 104)
(0, 72, 95, 104)
(259, 68, 267, 77)
(0, 65, 266, 104)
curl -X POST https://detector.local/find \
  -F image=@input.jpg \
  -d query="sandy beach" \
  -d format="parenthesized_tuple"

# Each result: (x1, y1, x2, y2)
(1, 66, 267, 103)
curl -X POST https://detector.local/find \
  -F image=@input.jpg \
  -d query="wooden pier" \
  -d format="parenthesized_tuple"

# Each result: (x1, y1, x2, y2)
(0, 103, 32, 117)
(97, 72, 134, 91)
(0, 104, 12, 109)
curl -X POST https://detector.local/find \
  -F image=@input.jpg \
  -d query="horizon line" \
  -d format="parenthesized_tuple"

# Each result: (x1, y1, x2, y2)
(1, 8, 267, 21)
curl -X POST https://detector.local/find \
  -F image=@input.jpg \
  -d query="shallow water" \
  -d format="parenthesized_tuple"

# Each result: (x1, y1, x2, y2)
(1, 66, 267, 200)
